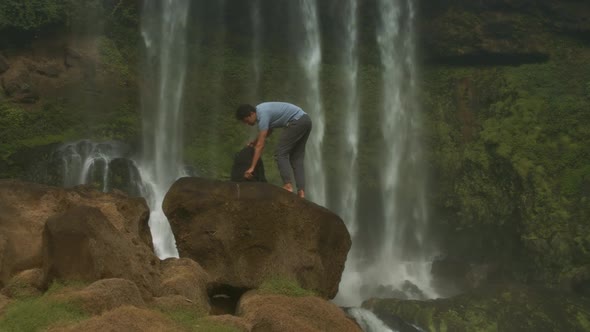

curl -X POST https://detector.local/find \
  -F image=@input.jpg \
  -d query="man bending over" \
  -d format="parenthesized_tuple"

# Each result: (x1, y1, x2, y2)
(235, 102, 312, 199)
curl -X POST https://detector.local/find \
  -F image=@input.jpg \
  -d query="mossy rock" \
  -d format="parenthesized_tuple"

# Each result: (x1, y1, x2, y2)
(362, 284, 590, 332)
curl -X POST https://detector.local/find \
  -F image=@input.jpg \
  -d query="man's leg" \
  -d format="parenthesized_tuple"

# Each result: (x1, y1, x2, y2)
(275, 116, 311, 193)
(289, 115, 312, 198)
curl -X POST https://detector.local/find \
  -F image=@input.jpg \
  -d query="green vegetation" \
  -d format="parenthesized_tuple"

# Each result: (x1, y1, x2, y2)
(0, 282, 88, 332)
(0, 0, 66, 31)
(258, 277, 317, 297)
(365, 285, 590, 332)
(422, 34, 590, 283)
(157, 308, 240, 332)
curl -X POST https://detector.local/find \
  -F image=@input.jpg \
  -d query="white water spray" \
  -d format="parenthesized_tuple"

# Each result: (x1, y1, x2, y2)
(251, 0, 262, 94)
(348, 308, 396, 332)
(299, 0, 327, 206)
(333, 0, 363, 307)
(373, 0, 435, 298)
(139, 0, 190, 259)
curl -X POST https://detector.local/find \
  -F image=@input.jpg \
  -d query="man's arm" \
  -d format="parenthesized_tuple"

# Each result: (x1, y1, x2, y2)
(245, 130, 268, 178)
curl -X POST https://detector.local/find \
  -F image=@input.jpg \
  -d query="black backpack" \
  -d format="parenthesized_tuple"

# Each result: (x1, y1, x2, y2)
(230, 146, 267, 182)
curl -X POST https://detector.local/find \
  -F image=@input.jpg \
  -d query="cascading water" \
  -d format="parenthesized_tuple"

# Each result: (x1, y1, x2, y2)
(347, 308, 397, 332)
(299, 0, 327, 206)
(336, 0, 436, 308)
(251, 0, 262, 97)
(54, 140, 145, 196)
(139, 0, 190, 259)
(372, 0, 435, 298)
(333, 0, 364, 307)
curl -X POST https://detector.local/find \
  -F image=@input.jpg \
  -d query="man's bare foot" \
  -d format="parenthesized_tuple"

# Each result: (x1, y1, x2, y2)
(282, 183, 294, 192)
(297, 190, 305, 199)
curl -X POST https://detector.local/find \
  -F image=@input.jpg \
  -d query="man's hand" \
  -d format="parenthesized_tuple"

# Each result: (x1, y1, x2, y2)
(244, 168, 255, 180)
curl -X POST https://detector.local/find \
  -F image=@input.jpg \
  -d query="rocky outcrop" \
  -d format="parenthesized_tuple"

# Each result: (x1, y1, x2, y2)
(48, 306, 180, 332)
(42, 206, 160, 299)
(0, 180, 152, 287)
(162, 177, 352, 299)
(158, 258, 211, 313)
(50, 279, 146, 315)
(237, 291, 362, 332)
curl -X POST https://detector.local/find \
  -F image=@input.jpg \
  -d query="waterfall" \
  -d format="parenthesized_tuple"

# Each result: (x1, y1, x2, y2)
(139, 0, 190, 259)
(347, 308, 396, 332)
(299, 0, 326, 206)
(56, 140, 144, 196)
(251, 0, 262, 96)
(373, 0, 435, 298)
(333, 0, 363, 306)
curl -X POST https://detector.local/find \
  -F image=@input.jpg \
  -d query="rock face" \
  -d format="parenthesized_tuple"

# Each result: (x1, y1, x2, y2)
(162, 177, 352, 299)
(0, 180, 153, 288)
(42, 206, 160, 299)
(237, 291, 362, 332)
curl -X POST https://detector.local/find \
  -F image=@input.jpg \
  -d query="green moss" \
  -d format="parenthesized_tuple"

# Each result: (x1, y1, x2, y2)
(156, 308, 239, 332)
(258, 277, 316, 297)
(0, 291, 88, 332)
(98, 36, 132, 84)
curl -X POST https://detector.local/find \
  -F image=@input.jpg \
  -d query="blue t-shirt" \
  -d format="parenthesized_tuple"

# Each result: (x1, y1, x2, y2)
(256, 102, 306, 131)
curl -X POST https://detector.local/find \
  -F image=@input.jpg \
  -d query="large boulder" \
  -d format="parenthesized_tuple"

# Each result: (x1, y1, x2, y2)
(0, 180, 154, 289)
(237, 291, 362, 332)
(158, 258, 210, 314)
(49, 306, 180, 332)
(162, 177, 351, 299)
(50, 278, 146, 315)
(42, 206, 160, 299)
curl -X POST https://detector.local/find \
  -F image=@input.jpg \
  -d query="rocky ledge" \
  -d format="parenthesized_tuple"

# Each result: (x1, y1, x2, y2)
(0, 179, 358, 331)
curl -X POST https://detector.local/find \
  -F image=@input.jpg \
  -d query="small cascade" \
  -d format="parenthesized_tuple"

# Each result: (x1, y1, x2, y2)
(299, 0, 327, 206)
(55, 140, 144, 196)
(347, 308, 396, 332)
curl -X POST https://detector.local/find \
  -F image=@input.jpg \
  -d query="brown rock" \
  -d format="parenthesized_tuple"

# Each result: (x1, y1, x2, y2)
(151, 294, 203, 313)
(0, 53, 9, 74)
(163, 177, 351, 299)
(0, 66, 38, 103)
(0, 180, 153, 287)
(49, 306, 180, 332)
(237, 292, 361, 332)
(34, 62, 62, 78)
(1, 268, 44, 298)
(52, 279, 145, 315)
(42, 206, 160, 299)
(158, 258, 210, 314)
(204, 315, 252, 332)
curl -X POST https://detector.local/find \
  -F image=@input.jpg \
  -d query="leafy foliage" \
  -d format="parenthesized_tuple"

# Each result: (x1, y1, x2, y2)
(422, 35, 590, 283)
(0, 0, 66, 31)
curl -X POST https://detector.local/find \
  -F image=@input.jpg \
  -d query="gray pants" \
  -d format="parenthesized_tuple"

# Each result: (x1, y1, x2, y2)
(274, 114, 312, 191)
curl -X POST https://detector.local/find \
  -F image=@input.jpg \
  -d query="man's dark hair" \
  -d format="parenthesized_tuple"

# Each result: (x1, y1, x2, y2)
(235, 104, 256, 120)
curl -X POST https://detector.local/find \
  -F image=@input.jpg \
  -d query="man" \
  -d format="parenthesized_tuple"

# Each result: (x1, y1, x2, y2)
(235, 102, 312, 198)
